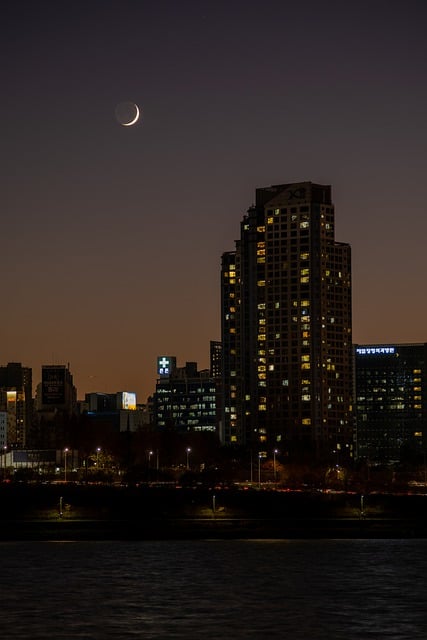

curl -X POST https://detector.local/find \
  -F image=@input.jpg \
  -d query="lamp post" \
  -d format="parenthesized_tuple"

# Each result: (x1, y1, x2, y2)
(2, 446, 7, 481)
(273, 449, 279, 484)
(96, 447, 101, 468)
(186, 447, 191, 470)
(258, 454, 261, 488)
(64, 448, 69, 482)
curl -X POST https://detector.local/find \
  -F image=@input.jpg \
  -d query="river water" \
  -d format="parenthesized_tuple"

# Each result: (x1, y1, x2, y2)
(2, 538, 427, 638)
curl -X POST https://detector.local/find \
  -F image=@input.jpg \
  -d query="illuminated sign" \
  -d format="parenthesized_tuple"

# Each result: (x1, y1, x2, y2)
(157, 356, 176, 377)
(356, 347, 395, 355)
(6, 391, 17, 403)
(121, 392, 136, 410)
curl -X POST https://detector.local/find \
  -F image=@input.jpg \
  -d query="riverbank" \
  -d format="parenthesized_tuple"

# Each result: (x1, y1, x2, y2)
(1, 483, 427, 540)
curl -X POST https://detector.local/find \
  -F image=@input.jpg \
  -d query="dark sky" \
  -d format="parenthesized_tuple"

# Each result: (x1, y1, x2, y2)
(2, 0, 427, 402)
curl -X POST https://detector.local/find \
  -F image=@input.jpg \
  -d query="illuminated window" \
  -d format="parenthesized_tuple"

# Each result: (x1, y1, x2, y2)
(257, 280, 266, 287)
(302, 418, 311, 425)
(257, 226, 265, 233)
(267, 217, 273, 224)
(258, 404, 267, 411)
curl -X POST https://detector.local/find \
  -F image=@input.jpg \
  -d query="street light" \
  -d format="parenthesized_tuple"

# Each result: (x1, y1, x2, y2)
(148, 450, 153, 468)
(96, 447, 101, 468)
(2, 446, 7, 481)
(64, 448, 69, 482)
(258, 454, 262, 488)
(273, 449, 279, 483)
(186, 447, 191, 470)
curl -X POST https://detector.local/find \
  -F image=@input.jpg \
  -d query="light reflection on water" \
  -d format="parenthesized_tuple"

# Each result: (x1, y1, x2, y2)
(2, 538, 427, 639)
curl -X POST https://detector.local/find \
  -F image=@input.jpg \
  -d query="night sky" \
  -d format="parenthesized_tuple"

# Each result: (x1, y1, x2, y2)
(2, 0, 427, 402)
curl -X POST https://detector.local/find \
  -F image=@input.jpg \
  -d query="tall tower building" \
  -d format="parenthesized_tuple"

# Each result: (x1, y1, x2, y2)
(221, 182, 353, 462)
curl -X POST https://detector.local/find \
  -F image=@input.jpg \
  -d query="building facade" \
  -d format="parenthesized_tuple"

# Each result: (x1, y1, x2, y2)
(154, 358, 218, 433)
(0, 362, 32, 448)
(35, 364, 77, 416)
(355, 343, 427, 463)
(221, 181, 353, 462)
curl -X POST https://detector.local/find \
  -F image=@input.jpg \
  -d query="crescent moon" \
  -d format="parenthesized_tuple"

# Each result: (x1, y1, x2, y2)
(122, 104, 140, 126)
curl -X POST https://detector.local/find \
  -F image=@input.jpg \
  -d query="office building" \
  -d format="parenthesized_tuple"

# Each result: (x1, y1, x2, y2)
(0, 362, 32, 448)
(355, 343, 427, 463)
(35, 364, 77, 416)
(154, 357, 217, 433)
(221, 181, 353, 462)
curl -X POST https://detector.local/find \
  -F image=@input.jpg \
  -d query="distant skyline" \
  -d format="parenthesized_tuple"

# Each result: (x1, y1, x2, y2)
(2, 0, 427, 402)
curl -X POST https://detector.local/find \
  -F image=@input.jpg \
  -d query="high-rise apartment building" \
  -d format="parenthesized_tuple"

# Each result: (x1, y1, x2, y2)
(355, 343, 427, 463)
(221, 182, 353, 462)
